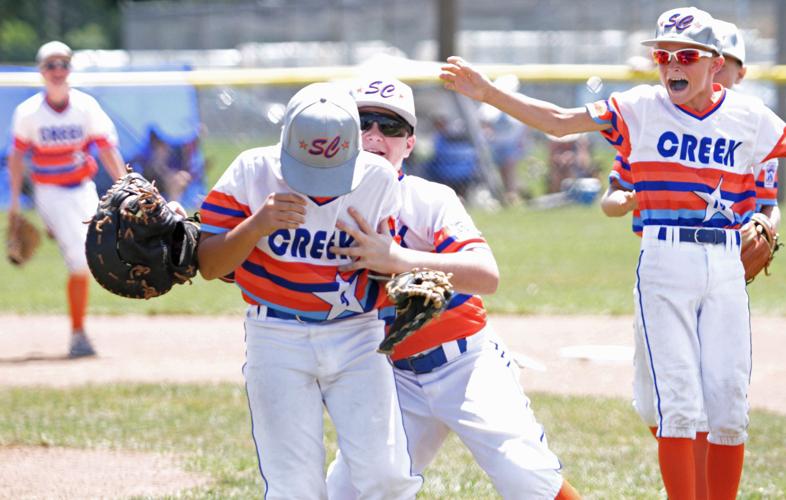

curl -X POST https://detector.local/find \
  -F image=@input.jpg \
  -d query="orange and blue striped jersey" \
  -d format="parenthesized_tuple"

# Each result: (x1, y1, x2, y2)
(11, 89, 117, 186)
(383, 175, 489, 360)
(588, 84, 786, 229)
(200, 145, 401, 321)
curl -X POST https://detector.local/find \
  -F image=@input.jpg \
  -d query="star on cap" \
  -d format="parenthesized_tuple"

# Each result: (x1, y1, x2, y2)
(299, 140, 308, 150)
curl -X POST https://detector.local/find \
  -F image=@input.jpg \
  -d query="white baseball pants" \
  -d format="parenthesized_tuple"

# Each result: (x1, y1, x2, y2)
(635, 226, 751, 445)
(244, 307, 422, 500)
(33, 180, 98, 273)
(326, 328, 564, 500)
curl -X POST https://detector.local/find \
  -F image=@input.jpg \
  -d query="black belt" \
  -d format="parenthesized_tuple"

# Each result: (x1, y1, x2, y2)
(657, 227, 734, 245)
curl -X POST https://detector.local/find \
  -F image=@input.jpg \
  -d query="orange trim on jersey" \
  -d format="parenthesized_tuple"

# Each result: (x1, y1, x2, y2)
(390, 295, 487, 359)
(203, 190, 252, 215)
(13, 137, 31, 152)
(675, 84, 726, 118)
(89, 136, 113, 150)
(433, 227, 488, 254)
(29, 157, 97, 185)
(762, 126, 786, 163)
(236, 248, 366, 312)
(633, 162, 753, 187)
(604, 96, 632, 158)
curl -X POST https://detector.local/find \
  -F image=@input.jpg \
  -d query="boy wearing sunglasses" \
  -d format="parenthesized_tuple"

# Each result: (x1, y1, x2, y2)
(7, 41, 125, 358)
(325, 77, 580, 500)
(599, 18, 780, 500)
(441, 6, 786, 499)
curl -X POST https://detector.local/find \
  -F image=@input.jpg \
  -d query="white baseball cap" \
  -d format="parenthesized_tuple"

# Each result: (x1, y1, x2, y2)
(36, 41, 72, 63)
(354, 78, 417, 129)
(641, 7, 721, 54)
(714, 20, 746, 65)
(280, 82, 367, 197)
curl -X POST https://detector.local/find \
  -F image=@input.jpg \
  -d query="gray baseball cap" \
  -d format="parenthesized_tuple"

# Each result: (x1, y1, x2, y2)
(280, 82, 366, 197)
(641, 7, 721, 54)
(354, 78, 417, 129)
(714, 20, 746, 65)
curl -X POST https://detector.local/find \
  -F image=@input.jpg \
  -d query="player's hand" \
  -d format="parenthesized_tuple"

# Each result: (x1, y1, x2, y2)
(620, 190, 638, 212)
(331, 207, 406, 274)
(440, 56, 495, 103)
(251, 192, 307, 236)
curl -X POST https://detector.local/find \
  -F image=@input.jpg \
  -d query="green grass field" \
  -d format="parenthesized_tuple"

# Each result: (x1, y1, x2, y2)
(1, 384, 784, 499)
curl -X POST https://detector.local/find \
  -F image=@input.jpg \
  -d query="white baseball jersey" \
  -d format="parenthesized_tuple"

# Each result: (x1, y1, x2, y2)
(201, 146, 400, 321)
(11, 89, 118, 186)
(588, 84, 786, 445)
(201, 146, 422, 499)
(327, 175, 565, 500)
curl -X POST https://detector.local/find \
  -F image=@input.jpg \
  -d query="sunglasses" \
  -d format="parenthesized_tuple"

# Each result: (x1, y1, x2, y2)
(651, 48, 714, 66)
(360, 112, 412, 137)
(42, 60, 71, 71)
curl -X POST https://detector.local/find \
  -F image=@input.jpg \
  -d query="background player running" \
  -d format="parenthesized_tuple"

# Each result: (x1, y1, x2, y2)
(7, 41, 125, 358)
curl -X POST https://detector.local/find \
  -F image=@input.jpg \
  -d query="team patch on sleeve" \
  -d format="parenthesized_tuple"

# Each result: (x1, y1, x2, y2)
(200, 190, 251, 234)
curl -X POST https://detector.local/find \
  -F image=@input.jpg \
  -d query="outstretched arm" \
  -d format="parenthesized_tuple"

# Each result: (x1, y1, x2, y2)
(98, 147, 127, 181)
(440, 56, 607, 138)
(331, 207, 499, 295)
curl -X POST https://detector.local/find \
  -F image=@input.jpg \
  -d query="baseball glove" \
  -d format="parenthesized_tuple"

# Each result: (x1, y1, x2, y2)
(377, 268, 454, 355)
(85, 169, 200, 299)
(6, 212, 41, 266)
(740, 213, 781, 284)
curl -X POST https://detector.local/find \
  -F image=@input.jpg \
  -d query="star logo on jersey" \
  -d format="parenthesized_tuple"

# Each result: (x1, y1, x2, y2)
(693, 177, 735, 223)
(313, 273, 365, 320)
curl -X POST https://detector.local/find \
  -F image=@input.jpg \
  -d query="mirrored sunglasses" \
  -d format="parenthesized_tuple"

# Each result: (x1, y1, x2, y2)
(651, 48, 714, 66)
(43, 60, 71, 71)
(359, 112, 412, 138)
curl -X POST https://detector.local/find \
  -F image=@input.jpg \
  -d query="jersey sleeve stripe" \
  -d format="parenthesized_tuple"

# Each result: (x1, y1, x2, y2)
(761, 126, 786, 163)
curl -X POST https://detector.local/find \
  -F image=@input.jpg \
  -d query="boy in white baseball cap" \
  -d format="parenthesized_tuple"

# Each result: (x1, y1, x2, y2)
(198, 81, 421, 498)
(325, 77, 581, 500)
(442, 5, 786, 498)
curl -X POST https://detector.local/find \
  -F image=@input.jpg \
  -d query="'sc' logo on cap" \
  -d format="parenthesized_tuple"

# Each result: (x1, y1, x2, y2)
(309, 136, 343, 158)
(664, 13, 694, 32)
(365, 80, 396, 99)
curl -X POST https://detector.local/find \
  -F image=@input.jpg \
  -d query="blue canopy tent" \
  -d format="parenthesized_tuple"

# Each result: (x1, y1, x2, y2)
(0, 65, 205, 209)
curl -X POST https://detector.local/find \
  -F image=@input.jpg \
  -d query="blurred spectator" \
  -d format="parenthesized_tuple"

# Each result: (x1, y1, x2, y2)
(135, 129, 193, 202)
(546, 133, 595, 194)
(479, 75, 529, 206)
(424, 115, 478, 199)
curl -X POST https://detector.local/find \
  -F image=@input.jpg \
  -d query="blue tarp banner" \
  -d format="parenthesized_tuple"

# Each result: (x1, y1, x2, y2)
(0, 65, 205, 208)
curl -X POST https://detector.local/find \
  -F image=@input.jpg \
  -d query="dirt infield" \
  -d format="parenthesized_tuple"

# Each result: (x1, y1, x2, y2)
(0, 313, 784, 499)
(1, 313, 784, 413)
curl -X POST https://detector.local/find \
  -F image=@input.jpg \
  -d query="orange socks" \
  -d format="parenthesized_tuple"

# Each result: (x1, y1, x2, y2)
(658, 437, 696, 500)
(68, 274, 89, 332)
(706, 443, 744, 500)
(554, 479, 581, 500)
(694, 432, 709, 500)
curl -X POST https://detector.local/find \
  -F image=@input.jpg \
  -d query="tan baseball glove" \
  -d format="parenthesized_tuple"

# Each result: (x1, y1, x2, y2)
(740, 213, 781, 284)
(377, 268, 454, 355)
(6, 212, 41, 266)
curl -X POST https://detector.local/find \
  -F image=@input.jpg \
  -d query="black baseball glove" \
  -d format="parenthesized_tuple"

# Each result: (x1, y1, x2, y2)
(377, 269, 454, 355)
(85, 168, 200, 299)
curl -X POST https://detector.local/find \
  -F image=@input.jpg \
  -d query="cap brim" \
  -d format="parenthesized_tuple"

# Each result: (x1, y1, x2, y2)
(355, 99, 417, 129)
(641, 36, 718, 53)
(281, 148, 366, 197)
